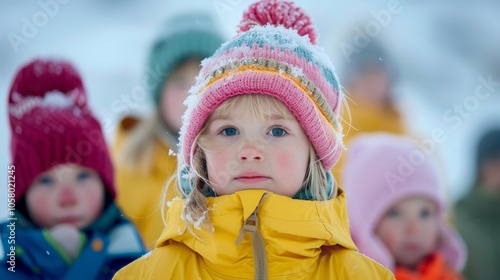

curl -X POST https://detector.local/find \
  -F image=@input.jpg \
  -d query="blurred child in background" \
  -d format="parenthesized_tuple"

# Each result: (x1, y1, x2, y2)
(1, 59, 145, 279)
(456, 128, 500, 280)
(335, 40, 407, 181)
(112, 12, 224, 249)
(344, 133, 466, 279)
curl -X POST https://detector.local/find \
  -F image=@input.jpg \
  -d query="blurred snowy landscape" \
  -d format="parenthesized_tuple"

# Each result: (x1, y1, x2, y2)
(2, 0, 500, 219)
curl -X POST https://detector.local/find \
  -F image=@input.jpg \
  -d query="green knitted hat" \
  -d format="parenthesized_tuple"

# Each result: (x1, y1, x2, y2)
(146, 12, 225, 105)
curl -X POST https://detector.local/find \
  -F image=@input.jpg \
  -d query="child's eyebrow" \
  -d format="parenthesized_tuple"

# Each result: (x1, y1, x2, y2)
(209, 114, 294, 122)
(209, 116, 232, 122)
(267, 114, 294, 121)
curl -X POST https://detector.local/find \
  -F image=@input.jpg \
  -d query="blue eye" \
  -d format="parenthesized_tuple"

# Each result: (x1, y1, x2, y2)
(387, 208, 400, 218)
(420, 208, 431, 219)
(221, 127, 238, 136)
(268, 127, 287, 137)
(38, 176, 54, 185)
(77, 171, 91, 181)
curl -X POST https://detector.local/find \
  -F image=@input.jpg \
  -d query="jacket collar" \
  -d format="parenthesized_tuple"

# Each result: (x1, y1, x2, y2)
(157, 188, 357, 277)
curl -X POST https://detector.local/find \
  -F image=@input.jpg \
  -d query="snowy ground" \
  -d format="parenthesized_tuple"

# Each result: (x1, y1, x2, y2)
(2, 0, 500, 219)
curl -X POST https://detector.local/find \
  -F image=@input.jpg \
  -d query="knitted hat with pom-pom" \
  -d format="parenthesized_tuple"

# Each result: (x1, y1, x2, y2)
(8, 59, 115, 202)
(180, 0, 344, 171)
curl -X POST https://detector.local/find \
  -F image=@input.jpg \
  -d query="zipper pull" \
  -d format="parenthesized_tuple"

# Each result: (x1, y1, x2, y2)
(235, 210, 258, 245)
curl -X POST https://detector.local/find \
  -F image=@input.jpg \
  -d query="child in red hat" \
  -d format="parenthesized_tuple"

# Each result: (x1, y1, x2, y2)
(1, 59, 145, 279)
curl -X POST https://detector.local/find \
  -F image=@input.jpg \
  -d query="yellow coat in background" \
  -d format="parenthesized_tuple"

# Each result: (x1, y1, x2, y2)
(112, 116, 179, 249)
(114, 189, 394, 279)
(334, 95, 406, 181)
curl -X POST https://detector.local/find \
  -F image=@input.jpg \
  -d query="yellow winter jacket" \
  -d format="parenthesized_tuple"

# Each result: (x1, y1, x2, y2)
(342, 95, 405, 144)
(334, 94, 406, 181)
(112, 116, 179, 249)
(114, 189, 394, 279)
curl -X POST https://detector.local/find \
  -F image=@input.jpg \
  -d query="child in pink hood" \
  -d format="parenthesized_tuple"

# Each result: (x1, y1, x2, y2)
(344, 133, 466, 279)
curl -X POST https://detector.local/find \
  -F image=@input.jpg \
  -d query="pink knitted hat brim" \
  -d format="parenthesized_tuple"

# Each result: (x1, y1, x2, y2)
(181, 71, 341, 170)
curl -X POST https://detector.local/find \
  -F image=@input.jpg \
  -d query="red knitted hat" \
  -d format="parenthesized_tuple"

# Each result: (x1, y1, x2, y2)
(8, 59, 115, 202)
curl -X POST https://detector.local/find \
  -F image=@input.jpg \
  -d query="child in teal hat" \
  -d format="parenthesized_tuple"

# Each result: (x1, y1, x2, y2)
(112, 12, 225, 249)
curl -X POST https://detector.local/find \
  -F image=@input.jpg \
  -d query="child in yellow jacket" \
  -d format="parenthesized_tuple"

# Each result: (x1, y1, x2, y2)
(114, 0, 394, 279)
(112, 12, 225, 249)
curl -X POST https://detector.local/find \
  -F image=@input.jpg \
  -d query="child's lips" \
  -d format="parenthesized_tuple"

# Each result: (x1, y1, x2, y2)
(235, 174, 271, 184)
(403, 242, 421, 252)
(58, 216, 82, 225)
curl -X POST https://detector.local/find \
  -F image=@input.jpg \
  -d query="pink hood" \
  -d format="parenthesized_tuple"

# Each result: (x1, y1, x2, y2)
(343, 133, 466, 272)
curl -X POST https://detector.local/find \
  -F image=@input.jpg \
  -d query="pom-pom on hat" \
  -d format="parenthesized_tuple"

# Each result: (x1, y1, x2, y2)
(179, 0, 344, 171)
(8, 59, 115, 202)
(343, 133, 466, 272)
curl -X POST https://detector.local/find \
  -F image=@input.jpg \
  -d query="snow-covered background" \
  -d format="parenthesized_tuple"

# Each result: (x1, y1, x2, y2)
(2, 0, 500, 219)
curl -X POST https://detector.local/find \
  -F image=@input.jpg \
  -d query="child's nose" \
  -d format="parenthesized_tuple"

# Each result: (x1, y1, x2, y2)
(405, 219, 420, 235)
(238, 145, 264, 162)
(59, 187, 77, 207)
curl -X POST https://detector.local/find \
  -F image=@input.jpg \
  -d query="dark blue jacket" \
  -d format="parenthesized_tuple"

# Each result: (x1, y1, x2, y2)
(0, 203, 146, 279)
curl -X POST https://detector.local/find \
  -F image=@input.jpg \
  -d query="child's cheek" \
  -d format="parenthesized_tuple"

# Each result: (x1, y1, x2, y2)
(83, 182, 105, 219)
(276, 150, 304, 176)
(34, 197, 51, 217)
(205, 151, 236, 191)
(208, 152, 231, 174)
(377, 225, 400, 251)
(85, 190, 100, 211)
(27, 190, 54, 227)
(276, 149, 294, 167)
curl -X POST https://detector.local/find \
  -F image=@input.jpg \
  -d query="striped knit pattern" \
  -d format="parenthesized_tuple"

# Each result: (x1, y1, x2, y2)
(180, 25, 344, 170)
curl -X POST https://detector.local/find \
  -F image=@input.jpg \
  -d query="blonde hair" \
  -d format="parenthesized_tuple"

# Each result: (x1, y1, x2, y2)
(165, 94, 337, 230)
(117, 111, 161, 173)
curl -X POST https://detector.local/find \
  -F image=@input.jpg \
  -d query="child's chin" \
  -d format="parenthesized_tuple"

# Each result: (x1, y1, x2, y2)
(230, 185, 270, 194)
(397, 253, 427, 268)
(55, 218, 85, 229)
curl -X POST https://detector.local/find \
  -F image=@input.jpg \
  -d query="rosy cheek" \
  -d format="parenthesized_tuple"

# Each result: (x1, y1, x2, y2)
(85, 186, 104, 217)
(276, 151, 305, 178)
(276, 150, 295, 169)
(206, 151, 235, 191)
(376, 221, 399, 249)
(382, 232, 397, 248)
(27, 190, 55, 227)
(426, 222, 440, 246)
(207, 153, 230, 174)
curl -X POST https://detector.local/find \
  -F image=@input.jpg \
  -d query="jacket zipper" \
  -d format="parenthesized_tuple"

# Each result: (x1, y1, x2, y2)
(235, 193, 268, 280)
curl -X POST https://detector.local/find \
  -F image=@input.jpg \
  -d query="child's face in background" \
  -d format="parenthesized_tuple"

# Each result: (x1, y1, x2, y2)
(351, 67, 391, 106)
(26, 164, 105, 229)
(160, 58, 201, 132)
(480, 157, 500, 193)
(200, 95, 310, 197)
(376, 197, 440, 269)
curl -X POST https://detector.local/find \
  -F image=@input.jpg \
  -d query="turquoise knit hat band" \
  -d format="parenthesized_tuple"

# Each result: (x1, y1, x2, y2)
(146, 13, 225, 105)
